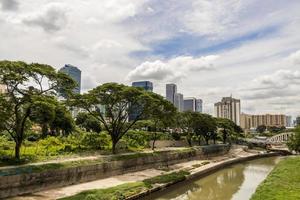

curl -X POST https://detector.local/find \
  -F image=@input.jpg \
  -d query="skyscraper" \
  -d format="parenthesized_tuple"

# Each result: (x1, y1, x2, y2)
(166, 84, 177, 104)
(214, 96, 241, 125)
(175, 93, 184, 112)
(132, 81, 153, 92)
(129, 81, 153, 121)
(184, 98, 197, 112)
(196, 99, 203, 113)
(59, 64, 81, 96)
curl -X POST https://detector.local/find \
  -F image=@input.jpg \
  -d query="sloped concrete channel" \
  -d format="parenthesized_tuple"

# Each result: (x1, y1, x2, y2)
(0, 145, 230, 199)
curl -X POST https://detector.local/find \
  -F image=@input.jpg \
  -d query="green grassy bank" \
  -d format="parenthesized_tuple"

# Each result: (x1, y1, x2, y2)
(251, 156, 300, 200)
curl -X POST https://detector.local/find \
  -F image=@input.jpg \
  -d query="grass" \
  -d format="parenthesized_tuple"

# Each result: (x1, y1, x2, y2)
(60, 182, 148, 200)
(143, 170, 190, 187)
(60, 170, 190, 200)
(251, 156, 300, 200)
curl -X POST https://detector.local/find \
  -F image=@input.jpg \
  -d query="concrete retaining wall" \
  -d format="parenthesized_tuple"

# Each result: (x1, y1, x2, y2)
(0, 145, 230, 199)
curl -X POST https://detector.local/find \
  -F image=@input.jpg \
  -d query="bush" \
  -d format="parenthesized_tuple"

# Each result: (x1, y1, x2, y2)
(80, 132, 111, 150)
(123, 130, 149, 149)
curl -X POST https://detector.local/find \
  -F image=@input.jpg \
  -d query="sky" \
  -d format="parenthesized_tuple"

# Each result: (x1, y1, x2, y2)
(0, 0, 300, 118)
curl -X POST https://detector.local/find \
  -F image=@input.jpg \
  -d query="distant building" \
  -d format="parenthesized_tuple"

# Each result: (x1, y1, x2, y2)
(175, 93, 184, 112)
(286, 116, 293, 127)
(241, 113, 287, 130)
(132, 81, 153, 92)
(214, 96, 241, 125)
(129, 81, 153, 121)
(58, 64, 81, 96)
(184, 98, 196, 112)
(196, 99, 203, 113)
(0, 84, 6, 94)
(296, 116, 300, 126)
(166, 84, 177, 104)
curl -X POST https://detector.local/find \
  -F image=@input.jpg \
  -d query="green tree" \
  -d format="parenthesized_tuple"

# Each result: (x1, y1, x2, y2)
(147, 93, 176, 150)
(287, 126, 300, 153)
(0, 61, 75, 159)
(191, 113, 217, 145)
(216, 118, 243, 144)
(256, 125, 267, 134)
(175, 111, 194, 146)
(29, 96, 56, 137)
(50, 104, 75, 136)
(71, 83, 157, 154)
(76, 112, 102, 133)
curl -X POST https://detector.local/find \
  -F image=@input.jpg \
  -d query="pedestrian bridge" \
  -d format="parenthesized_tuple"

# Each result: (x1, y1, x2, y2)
(267, 132, 294, 144)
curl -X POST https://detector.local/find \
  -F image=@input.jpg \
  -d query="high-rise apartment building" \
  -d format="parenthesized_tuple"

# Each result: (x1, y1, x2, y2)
(196, 99, 203, 113)
(240, 113, 287, 130)
(59, 64, 81, 96)
(184, 98, 196, 112)
(175, 93, 184, 112)
(132, 81, 153, 92)
(166, 84, 177, 104)
(214, 96, 241, 125)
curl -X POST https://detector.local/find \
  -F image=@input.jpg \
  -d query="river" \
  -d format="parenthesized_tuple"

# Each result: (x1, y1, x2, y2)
(143, 156, 281, 200)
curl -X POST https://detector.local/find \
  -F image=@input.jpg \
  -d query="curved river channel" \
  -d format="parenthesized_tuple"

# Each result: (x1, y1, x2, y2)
(143, 157, 282, 200)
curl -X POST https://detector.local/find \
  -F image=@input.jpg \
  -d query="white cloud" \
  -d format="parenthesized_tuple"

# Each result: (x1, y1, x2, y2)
(183, 0, 243, 37)
(22, 3, 68, 32)
(1, 0, 300, 117)
(127, 55, 218, 81)
(288, 50, 300, 65)
(0, 0, 19, 11)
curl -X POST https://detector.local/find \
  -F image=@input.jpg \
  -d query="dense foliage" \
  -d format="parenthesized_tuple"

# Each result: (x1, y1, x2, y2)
(0, 61, 246, 161)
(287, 126, 300, 152)
(0, 61, 75, 159)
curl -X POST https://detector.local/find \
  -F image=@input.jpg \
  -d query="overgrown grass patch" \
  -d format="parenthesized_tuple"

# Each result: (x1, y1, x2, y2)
(251, 156, 300, 200)
(143, 170, 190, 187)
(60, 182, 148, 200)
(59, 170, 190, 200)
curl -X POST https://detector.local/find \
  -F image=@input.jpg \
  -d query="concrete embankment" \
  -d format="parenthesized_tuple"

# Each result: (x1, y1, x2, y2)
(0, 145, 230, 199)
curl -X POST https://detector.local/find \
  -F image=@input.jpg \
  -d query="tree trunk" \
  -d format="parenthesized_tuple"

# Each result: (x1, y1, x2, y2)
(15, 141, 21, 160)
(152, 132, 157, 151)
(205, 138, 209, 145)
(42, 123, 48, 138)
(223, 130, 227, 144)
(112, 140, 117, 154)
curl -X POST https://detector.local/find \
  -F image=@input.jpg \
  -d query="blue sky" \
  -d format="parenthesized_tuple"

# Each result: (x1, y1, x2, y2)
(0, 0, 300, 117)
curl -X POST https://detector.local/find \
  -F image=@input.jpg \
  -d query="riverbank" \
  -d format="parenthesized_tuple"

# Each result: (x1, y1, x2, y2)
(10, 146, 280, 200)
(251, 156, 300, 200)
(1, 145, 230, 199)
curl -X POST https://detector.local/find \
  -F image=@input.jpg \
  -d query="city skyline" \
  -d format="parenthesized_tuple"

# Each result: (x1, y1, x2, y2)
(0, 0, 299, 117)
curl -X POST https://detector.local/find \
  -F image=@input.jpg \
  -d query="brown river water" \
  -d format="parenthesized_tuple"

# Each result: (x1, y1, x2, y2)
(143, 156, 282, 200)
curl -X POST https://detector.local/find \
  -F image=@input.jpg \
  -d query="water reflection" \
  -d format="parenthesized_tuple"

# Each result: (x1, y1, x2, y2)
(144, 157, 280, 200)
